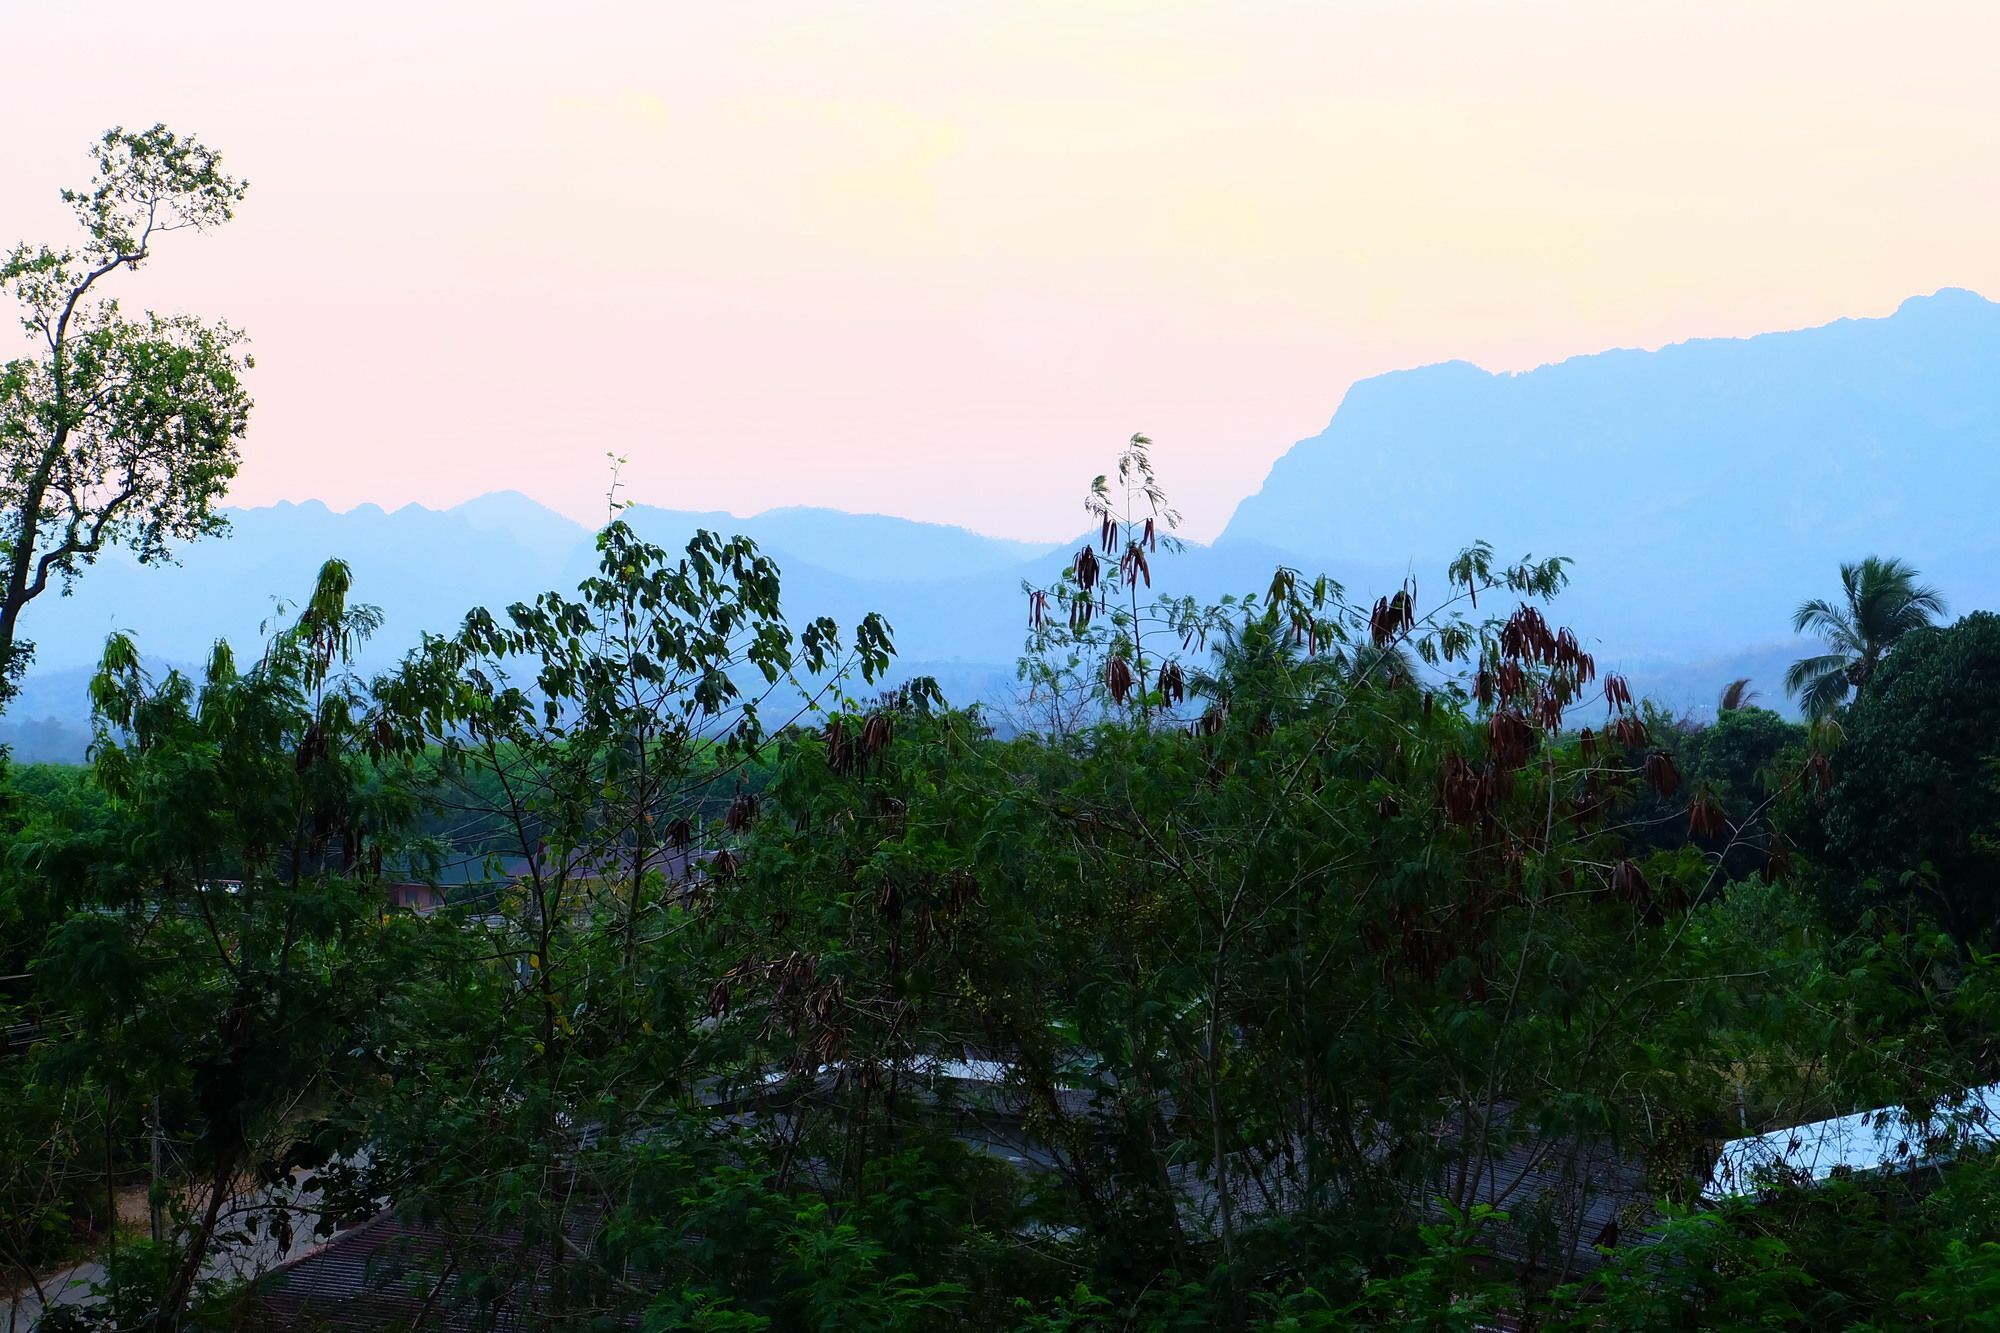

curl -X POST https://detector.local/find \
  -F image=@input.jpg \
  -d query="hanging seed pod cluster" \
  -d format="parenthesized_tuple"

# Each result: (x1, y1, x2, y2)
(822, 707, 898, 777)
(1444, 604, 1599, 827)
(1019, 434, 1194, 715)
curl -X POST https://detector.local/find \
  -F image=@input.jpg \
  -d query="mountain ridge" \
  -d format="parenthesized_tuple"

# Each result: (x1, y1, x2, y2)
(1220, 286, 2000, 657)
(8, 289, 1996, 760)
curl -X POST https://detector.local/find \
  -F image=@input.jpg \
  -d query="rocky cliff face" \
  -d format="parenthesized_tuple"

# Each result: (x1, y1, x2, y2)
(1221, 289, 2000, 658)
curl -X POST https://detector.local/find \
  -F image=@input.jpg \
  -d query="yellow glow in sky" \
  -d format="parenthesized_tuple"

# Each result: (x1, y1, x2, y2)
(7, 1, 1997, 539)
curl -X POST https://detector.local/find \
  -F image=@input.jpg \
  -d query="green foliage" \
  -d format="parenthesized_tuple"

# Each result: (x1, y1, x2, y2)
(1656, 704, 1808, 878)
(1809, 611, 2000, 943)
(1566, 1150, 2000, 1329)
(1, 560, 431, 1324)
(1318, 1203, 1517, 1330)
(0, 126, 251, 704)
(1683, 706, 1803, 808)
(5, 459, 2000, 1331)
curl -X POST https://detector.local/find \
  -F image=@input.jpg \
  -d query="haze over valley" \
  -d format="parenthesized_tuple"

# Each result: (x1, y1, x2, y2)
(9, 287, 1994, 759)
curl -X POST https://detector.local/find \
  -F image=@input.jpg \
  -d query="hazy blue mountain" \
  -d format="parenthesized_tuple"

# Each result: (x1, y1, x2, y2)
(14, 291, 1998, 762)
(0, 498, 1108, 760)
(11, 497, 1068, 676)
(1222, 288, 2000, 663)
(619, 505, 1062, 585)
(0, 666, 103, 762)
(13, 496, 584, 679)
(451, 490, 593, 560)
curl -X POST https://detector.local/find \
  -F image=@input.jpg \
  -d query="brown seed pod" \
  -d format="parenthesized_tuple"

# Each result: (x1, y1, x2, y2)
(1501, 605, 1556, 664)
(1688, 795, 1728, 840)
(1486, 709, 1537, 769)
(823, 718, 856, 774)
(1474, 667, 1496, 710)
(1611, 714, 1650, 750)
(1765, 834, 1793, 880)
(296, 722, 325, 772)
(1604, 674, 1634, 712)
(1440, 753, 1481, 824)
(1535, 687, 1566, 731)
(1157, 660, 1186, 706)
(666, 816, 694, 852)
(1369, 590, 1416, 647)
(1610, 858, 1650, 904)
(1644, 750, 1682, 798)
(1105, 656, 1136, 705)
(726, 791, 760, 833)
(1073, 545, 1100, 592)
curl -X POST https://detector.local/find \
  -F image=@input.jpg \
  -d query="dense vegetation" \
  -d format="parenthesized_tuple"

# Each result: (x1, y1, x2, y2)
(7, 130, 2000, 1333)
(0, 436, 1996, 1330)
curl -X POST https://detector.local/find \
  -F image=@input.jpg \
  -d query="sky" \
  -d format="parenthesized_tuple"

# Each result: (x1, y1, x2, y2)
(6, 1, 1999, 542)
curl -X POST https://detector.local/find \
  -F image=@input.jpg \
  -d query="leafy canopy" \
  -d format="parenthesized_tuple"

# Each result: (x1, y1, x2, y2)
(0, 125, 251, 706)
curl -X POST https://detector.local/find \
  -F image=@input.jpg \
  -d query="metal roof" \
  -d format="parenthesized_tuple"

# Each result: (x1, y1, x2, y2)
(245, 1212, 620, 1332)
(1705, 1083, 2000, 1200)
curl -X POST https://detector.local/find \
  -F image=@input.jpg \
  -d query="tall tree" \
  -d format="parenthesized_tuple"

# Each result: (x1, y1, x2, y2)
(0, 125, 251, 706)
(328, 519, 895, 1323)
(1784, 556, 1944, 718)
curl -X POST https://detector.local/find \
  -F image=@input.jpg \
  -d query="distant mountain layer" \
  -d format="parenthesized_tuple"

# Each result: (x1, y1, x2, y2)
(11, 502, 1385, 662)
(10, 290, 1998, 760)
(0, 501, 1402, 760)
(8, 499, 1075, 672)
(1222, 288, 2000, 659)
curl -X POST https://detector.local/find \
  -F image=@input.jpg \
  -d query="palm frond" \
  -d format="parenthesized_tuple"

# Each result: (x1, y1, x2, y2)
(1851, 555, 1946, 644)
(1797, 667, 1851, 720)
(1792, 597, 1855, 642)
(1905, 584, 1948, 620)
(1718, 677, 1758, 712)
(1784, 652, 1849, 699)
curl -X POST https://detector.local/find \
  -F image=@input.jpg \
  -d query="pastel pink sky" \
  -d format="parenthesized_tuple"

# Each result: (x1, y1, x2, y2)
(8, 1, 1999, 542)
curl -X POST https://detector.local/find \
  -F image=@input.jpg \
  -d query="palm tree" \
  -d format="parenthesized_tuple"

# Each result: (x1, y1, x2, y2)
(1718, 677, 1759, 712)
(1188, 611, 1406, 729)
(1784, 556, 1945, 717)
